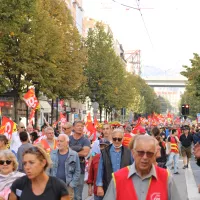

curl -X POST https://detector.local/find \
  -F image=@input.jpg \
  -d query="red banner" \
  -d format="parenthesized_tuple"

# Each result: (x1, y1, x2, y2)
(60, 113, 67, 125)
(0, 116, 14, 139)
(28, 109, 35, 125)
(23, 88, 39, 109)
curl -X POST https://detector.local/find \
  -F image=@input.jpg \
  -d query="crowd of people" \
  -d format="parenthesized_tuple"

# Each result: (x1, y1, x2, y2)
(1, 118, 200, 200)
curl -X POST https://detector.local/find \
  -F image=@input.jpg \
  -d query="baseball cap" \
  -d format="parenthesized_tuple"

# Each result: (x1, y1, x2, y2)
(99, 138, 110, 146)
(138, 126, 146, 134)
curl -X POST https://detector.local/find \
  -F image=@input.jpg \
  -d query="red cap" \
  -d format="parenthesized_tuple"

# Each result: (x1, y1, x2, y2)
(138, 126, 146, 134)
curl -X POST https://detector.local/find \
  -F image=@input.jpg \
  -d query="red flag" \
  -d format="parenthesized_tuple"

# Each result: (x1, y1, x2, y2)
(132, 118, 141, 134)
(0, 116, 14, 139)
(60, 113, 67, 125)
(28, 109, 35, 125)
(93, 117, 99, 141)
(86, 113, 96, 139)
(23, 88, 39, 109)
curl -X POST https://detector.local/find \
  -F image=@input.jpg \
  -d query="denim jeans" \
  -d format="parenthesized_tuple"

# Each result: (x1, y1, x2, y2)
(74, 174, 85, 200)
(166, 152, 179, 173)
(94, 195, 103, 200)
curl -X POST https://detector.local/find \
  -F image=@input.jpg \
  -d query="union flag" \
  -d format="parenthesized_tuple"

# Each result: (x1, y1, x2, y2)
(23, 88, 39, 110)
(0, 116, 14, 139)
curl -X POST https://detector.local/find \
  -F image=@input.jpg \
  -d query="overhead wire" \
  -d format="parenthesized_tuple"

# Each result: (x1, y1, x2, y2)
(111, 0, 139, 10)
(112, 0, 154, 48)
(135, 0, 154, 48)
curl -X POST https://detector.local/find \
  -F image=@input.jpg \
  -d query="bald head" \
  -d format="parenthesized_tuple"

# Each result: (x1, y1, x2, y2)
(58, 133, 69, 142)
(133, 135, 156, 152)
(27, 124, 33, 133)
(17, 122, 25, 133)
(57, 133, 69, 152)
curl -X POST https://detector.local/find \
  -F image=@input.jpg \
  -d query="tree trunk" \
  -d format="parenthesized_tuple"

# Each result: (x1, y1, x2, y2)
(99, 106, 102, 123)
(51, 99, 54, 126)
(105, 109, 108, 121)
(56, 97, 59, 122)
(13, 96, 18, 123)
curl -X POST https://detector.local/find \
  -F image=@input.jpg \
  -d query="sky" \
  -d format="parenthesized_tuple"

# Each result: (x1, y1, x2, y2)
(82, 0, 200, 77)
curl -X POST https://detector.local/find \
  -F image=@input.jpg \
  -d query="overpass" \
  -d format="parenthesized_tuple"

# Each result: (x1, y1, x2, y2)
(144, 76, 187, 87)
(144, 76, 188, 113)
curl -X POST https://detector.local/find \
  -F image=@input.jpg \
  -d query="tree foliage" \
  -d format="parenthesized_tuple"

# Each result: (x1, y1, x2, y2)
(180, 53, 200, 117)
(85, 22, 160, 120)
(0, 0, 87, 120)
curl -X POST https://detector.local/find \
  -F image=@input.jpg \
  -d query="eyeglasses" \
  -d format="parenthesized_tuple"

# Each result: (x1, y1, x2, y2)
(21, 127, 25, 128)
(62, 127, 70, 131)
(0, 160, 12, 165)
(134, 150, 155, 158)
(112, 137, 123, 142)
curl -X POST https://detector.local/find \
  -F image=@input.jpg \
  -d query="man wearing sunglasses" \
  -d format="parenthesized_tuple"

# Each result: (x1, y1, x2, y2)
(96, 128, 133, 198)
(62, 122, 73, 136)
(10, 122, 26, 154)
(104, 135, 181, 200)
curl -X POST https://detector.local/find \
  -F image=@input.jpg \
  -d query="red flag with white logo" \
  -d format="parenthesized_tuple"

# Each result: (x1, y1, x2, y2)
(0, 116, 14, 139)
(23, 88, 39, 110)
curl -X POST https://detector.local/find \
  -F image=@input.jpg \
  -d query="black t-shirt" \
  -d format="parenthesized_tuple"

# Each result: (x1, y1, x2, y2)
(11, 176, 68, 200)
(180, 133, 193, 147)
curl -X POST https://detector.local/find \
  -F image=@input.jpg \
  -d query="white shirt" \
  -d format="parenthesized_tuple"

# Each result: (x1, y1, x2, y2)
(10, 132, 22, 153)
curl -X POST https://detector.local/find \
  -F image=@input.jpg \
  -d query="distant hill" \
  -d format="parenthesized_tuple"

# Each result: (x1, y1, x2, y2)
(141, 65, 184, 78)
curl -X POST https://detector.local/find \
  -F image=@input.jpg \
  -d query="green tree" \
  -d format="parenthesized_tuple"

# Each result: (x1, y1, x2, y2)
(0, 0, 86, 121)
(180, 53, 200, 117)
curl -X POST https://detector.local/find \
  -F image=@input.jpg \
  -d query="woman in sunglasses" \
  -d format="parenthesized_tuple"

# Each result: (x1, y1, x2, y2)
(0, 150, 25, 200)
(9, 146, 69, 200)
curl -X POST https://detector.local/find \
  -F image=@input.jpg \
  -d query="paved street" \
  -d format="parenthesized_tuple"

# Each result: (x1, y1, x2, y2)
(82, 158, 200, 200)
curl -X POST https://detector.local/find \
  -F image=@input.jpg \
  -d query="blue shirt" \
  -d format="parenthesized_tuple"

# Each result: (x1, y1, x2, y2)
(56, 152, 69, 183)
(96, 145, 123, 186)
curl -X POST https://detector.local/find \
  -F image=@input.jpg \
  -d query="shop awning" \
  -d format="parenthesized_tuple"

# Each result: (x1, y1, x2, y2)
(39, 100, 51, 113)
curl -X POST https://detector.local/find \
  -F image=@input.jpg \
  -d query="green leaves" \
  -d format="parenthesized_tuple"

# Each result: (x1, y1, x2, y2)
(0, 0, 87, 100)
(180, 53, 200, 117)
(85, 22, 159, 117)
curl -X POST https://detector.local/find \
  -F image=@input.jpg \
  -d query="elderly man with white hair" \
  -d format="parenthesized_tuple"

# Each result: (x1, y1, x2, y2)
(104, 135, 181, 200)
(96, 128, 134, 199)
(49, 134, 81, 200)
(10, 122, 25, 154)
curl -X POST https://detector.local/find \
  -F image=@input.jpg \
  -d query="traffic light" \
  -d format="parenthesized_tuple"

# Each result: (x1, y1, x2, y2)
(181, 104, 189, 115)
(185, 104, 189, 115)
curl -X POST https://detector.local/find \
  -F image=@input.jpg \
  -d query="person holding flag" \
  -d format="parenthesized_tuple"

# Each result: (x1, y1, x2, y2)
(10, 122, 25, 154)
(39, 127, 58, 155)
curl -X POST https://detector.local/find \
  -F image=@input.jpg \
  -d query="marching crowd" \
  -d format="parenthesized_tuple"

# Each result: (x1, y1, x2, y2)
(1, 119, 200, 200)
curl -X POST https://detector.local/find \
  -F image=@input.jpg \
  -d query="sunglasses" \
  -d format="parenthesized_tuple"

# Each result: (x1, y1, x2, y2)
(62, 127, 70, 131)
(0, 160, 12, 165)
(21, 127, 25, 128)
(134, 150, 155, 158)
(112, 137, 123, 142)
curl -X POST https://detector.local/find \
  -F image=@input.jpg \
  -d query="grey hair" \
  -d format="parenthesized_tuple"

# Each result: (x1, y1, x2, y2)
(64, 122, 73, 128)
(44, 126, 54, 133)
(0, 150, 18, 171)
(58, 134, 69, 142)
(133, 135, 156, 152)
(74, 120, 85, 126)
(112, 128, 124, 137)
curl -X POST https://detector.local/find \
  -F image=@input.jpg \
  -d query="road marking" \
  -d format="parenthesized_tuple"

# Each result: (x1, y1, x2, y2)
(185, 163, 200, 200)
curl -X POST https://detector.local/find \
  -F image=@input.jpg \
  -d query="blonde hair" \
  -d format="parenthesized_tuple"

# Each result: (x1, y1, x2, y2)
(0, 150, 18, 171)
(23, 145, 52, 171)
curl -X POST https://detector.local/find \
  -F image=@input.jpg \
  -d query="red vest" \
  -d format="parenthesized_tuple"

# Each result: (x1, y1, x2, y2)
(169, 136, 179, 153)
(113, 165, 168, 200)
(122, 134, 132, 147)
